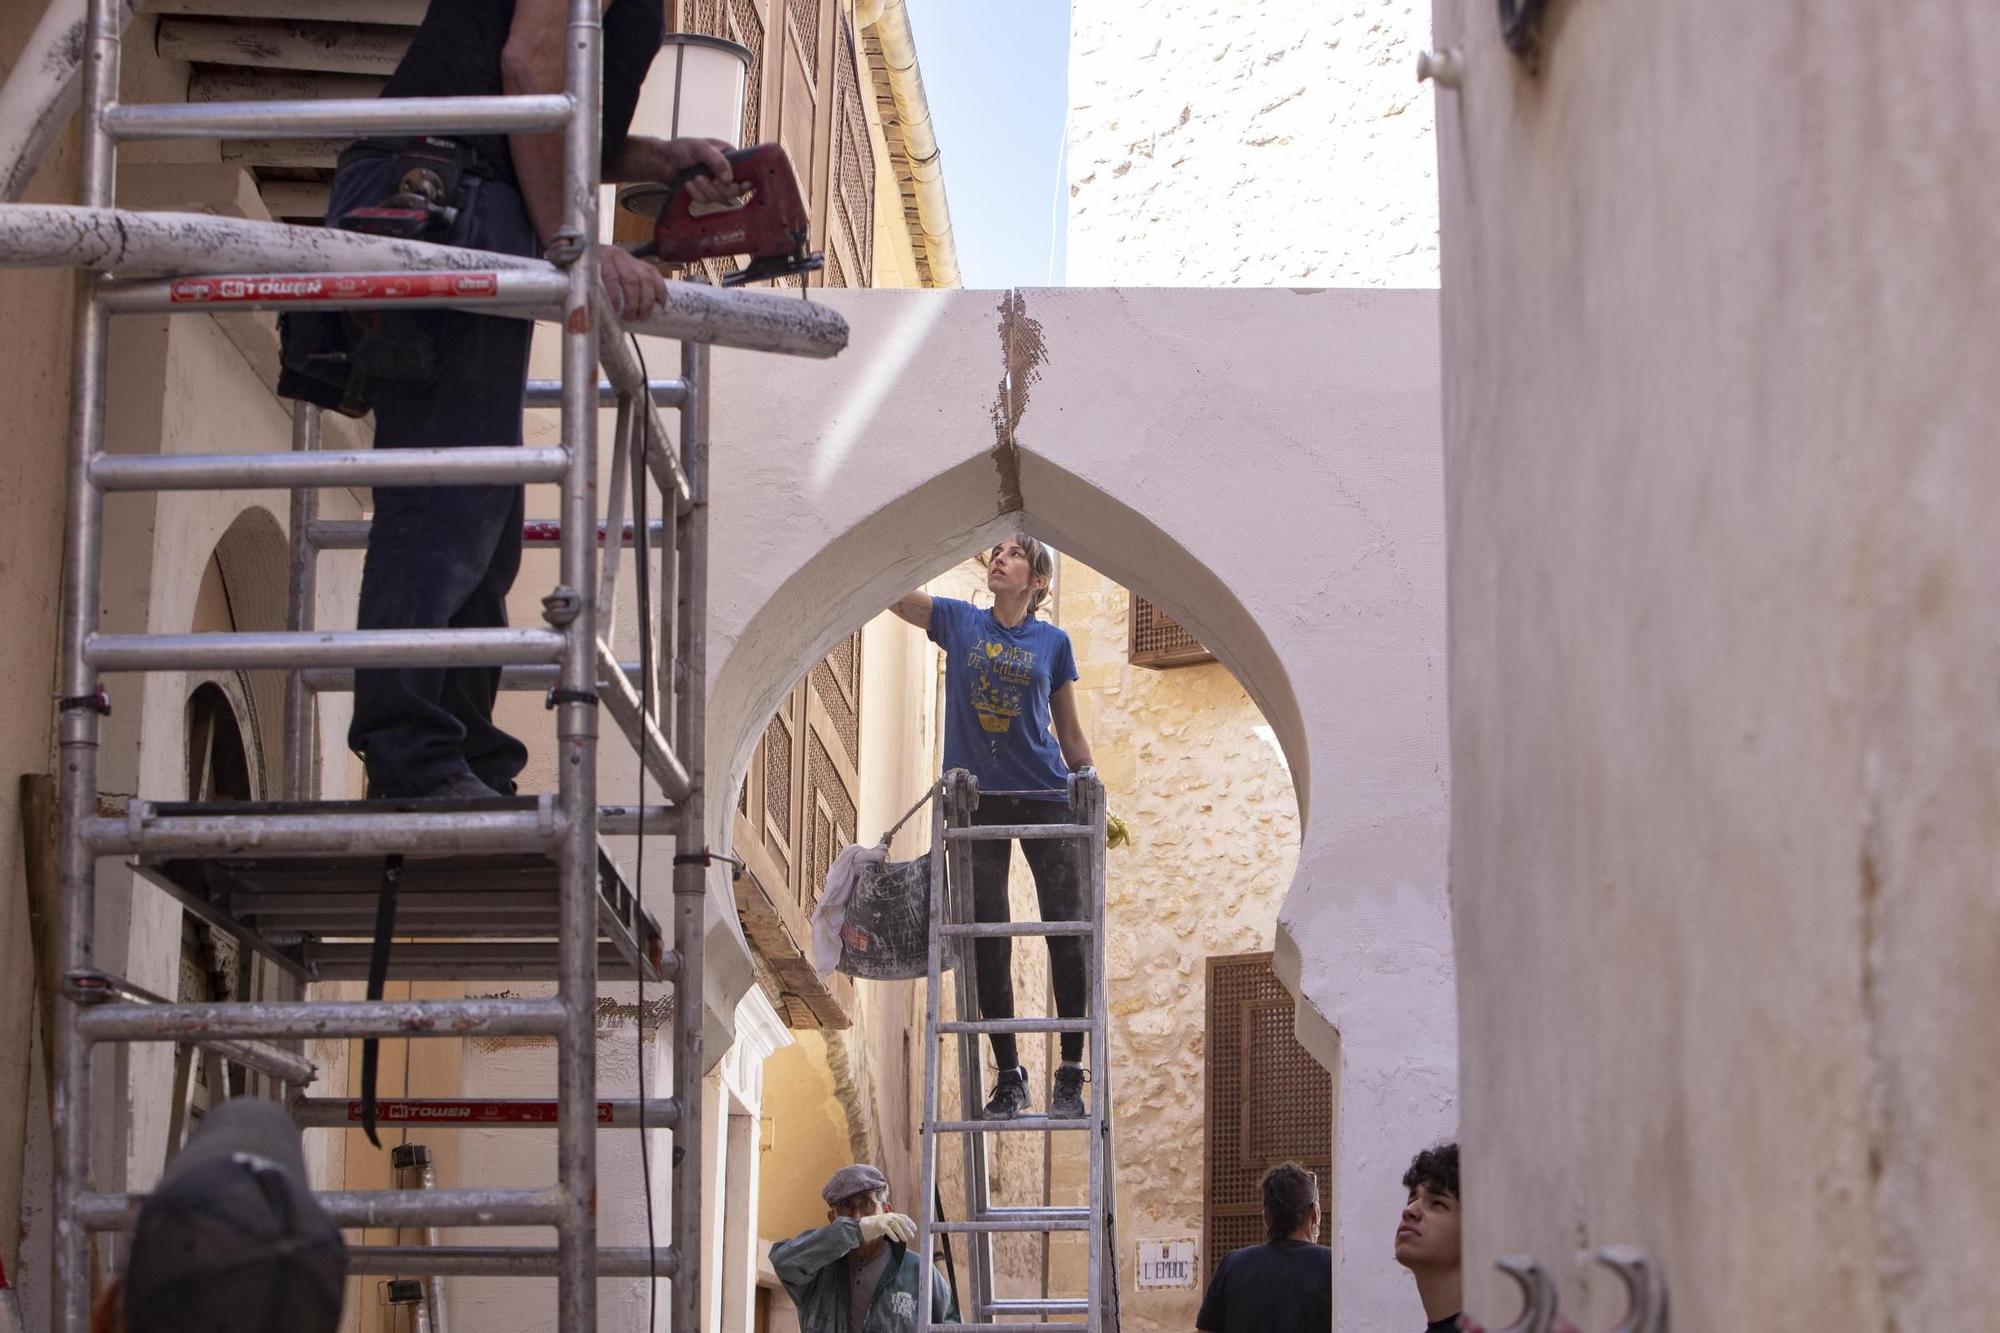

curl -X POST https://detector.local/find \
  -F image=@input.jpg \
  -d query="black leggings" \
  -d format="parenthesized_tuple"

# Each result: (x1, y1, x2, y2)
(970, 796, 1088, 1067)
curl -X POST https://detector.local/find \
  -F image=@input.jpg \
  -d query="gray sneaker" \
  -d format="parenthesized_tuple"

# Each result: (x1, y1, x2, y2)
(1051, 1065, 1090, 1120)
(984, 1067, 1031, 1120)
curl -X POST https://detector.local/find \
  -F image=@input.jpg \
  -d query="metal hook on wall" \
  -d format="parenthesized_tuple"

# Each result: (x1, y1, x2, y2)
(1491, 1255, 1561, 1333)
(1582, 1246, 1668, 1333)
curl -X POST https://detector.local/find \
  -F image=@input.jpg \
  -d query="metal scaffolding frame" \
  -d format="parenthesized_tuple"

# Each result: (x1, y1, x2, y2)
(1, 0, 847, 1328)
(917, 770, 1121, 1333)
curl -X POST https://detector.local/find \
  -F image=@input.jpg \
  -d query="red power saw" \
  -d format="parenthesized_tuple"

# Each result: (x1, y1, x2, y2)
(623, 143, 823, 287)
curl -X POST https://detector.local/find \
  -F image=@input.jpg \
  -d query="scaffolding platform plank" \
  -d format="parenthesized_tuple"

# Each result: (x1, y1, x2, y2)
(132, 798, 665, 985)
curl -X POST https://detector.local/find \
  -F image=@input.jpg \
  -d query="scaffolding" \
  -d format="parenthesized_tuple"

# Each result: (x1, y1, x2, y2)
(0, 0, 847, 1328)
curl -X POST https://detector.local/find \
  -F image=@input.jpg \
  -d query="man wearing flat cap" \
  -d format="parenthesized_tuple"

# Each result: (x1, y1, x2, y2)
(769, 1163, 959, 1332)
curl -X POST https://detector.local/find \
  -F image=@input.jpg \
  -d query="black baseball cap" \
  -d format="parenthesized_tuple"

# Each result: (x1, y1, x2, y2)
(124, 1098, 347, 1333)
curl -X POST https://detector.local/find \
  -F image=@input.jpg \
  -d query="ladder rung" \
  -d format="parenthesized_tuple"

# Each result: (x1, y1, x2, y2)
(58, 971, 318, 1086)
(937, 1018, 1093, 1035)
(936, 1212, 1090, 1234)
(981, 1298, 1089, 1316)
(77, 1186, 561, 1231)
(945, 823, 1092, 841)
(85, 804, 563, 857)
(86, 627, 565, 673)
(290, 1096, 681, 1130)
(938, 920, 1094, 938)
(301, 941, 672, 984)
(524, 378, 689, 409)
(981, 1206, 1092, 1223)
(306, 519, 665, 551)
(300, 662, 647, 694)
(90, 446, 567, 492)
(345, 1244, 677, 1278)
(928, 1117, 1092, 1133)
(75, 997, 567, 1044)
(101, 93, 573, 141)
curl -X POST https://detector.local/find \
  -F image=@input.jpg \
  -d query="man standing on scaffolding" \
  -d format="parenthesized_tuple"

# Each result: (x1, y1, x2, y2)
(892, 536, 1099, 1120)
(278, 0, 737, 801)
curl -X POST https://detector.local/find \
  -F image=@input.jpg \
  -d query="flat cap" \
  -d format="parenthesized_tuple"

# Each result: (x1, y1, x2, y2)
(821, 1163, 890, 1206)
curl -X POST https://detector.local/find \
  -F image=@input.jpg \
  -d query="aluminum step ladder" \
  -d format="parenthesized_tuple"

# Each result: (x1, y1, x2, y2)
(917, 769, 1122, 1333)
(2, 1, 845, 1328)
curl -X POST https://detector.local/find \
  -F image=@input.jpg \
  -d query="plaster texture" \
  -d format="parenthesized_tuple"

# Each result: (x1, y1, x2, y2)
(1067, 0, 1437, 287)
(694, 285, 1451, 1328)
(1434, 1, 2000, 1327)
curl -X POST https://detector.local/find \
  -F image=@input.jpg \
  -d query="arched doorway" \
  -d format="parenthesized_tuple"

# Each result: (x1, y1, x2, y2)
(690, 284, 1449, 1327)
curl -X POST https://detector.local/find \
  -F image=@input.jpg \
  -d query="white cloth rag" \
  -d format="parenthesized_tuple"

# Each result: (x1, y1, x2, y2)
(810, 841, 885, 978)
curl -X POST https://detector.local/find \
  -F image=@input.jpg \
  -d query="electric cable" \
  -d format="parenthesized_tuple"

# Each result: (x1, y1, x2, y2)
(629, 329, 660, 1333)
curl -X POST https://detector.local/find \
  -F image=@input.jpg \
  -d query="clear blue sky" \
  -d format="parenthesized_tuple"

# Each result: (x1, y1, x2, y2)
(901, 0, 1070, 288)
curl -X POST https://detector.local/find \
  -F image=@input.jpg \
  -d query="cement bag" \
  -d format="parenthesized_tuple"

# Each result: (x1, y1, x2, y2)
(837, 852, 956, 981)
(810, 842, 879, 979)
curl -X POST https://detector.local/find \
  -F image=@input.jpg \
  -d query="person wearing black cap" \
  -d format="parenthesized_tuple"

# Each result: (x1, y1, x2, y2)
(96, 1097, 347, 1333)
(768, 1163, 958, 1332)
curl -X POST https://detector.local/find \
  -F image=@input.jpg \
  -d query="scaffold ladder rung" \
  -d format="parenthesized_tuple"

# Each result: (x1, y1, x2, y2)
(344, 1245, 680, 1278)
(76, 1187, 561, 1231)
(289, 1096, 682, 1130)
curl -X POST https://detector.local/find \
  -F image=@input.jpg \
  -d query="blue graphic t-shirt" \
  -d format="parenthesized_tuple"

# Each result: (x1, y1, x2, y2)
(927, 596, 1079, 801)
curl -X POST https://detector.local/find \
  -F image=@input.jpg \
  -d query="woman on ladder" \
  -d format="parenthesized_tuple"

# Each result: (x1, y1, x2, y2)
(892, 536, 1097, 1121)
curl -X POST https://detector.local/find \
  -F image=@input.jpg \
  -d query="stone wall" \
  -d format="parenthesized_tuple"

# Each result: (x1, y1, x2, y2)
(1060, 560, 1302, 1331)
(1067, 0, 1437, 286)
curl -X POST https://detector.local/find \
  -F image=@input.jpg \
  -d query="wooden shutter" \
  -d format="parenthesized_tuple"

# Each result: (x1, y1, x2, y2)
(1203, 952, 1334, 1280)
(825, 10, 876, 288)
(1130, 593, 1216, 670)
(732, 631, 863, 1027)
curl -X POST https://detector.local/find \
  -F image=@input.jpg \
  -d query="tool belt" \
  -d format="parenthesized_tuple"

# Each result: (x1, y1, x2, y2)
(278, 137, 495, 417)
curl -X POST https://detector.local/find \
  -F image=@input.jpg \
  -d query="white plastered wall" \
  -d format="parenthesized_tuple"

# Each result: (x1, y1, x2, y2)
(1434, 1, 2000, 1328)
(1067, 0, 1438, 288)
(689, 285, 1451, 1328)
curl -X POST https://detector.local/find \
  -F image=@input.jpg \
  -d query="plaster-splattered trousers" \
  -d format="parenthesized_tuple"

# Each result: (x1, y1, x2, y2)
(970, 795, 1089, 1067)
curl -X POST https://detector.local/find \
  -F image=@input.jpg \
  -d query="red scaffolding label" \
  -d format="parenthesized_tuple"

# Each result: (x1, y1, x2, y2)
(348, 1100, 618, 1124)
(169, 272, 503, 304)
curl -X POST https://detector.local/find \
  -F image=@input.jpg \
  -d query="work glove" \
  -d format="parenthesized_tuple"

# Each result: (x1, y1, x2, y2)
(858, 1212, 917, 1246)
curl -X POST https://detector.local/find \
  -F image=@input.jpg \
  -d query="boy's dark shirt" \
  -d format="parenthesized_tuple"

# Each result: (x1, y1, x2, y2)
(1193, 1238, 1333, 1333)
(1427, 1317, 1462, 1333)
(381, 0, 664, 183)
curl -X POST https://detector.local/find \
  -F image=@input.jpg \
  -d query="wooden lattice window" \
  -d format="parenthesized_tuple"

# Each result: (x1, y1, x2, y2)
(828, 12, 875, 286)
(733, 630, 863, 1028)
(1130, 593, 1216, 670)
(731, 0, 766, 146)
(1203, 952, 1334, 1281)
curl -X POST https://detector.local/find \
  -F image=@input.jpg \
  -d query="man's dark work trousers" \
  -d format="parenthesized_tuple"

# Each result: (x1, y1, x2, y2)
(329, 152, 539, 797)
(970, 795, 1090, 1067)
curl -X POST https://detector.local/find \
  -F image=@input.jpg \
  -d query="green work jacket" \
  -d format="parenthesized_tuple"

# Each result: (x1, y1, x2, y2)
(768, 1217, 959, 1333)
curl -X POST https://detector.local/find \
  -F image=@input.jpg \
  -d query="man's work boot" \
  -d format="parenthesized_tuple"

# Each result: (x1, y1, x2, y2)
(983, 1066, 1031, 1120)
(1051, 1065, 1090, 1120)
